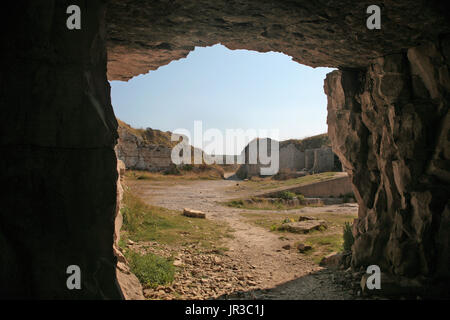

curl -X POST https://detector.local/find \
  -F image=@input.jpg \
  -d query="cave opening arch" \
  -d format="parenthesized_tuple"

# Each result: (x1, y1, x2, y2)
(1, 0, 448, 299)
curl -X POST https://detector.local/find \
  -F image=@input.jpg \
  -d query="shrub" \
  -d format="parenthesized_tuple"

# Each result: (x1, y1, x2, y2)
(124, 250, 175, 288)
(279, 191, 296, 200)
(343, 221, 354, 252)
(163, 164, 181, 175)
(182, 164, 194, 171)
(228, 200, 244, 208)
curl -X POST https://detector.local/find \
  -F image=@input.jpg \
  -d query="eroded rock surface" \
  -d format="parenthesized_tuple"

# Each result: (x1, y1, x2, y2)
(106, 0, 450, 80)
(114, 160, 145, 300)
(1, 1, 122, 299)
(325, 40, 450, 287)
(116, 120, 174, 171)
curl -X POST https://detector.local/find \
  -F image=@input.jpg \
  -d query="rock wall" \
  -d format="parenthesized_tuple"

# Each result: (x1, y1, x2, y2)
(0, 1, 123, 299)
(106, 0, 450, 81)
(235, 138, 276, 178)
(237, 139, 338, 178)
(325, 39, 450, 287)
(279, 143, 305, 171)
(263, 175, 353, 198)
(116, 123, 173, 171)
(114, 160, 145, 300)
(312, 148, 335, 173)
(304, 149, 315, 170)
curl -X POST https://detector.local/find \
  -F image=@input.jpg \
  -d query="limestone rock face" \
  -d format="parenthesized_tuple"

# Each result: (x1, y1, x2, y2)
(279, 143, 305, 171)
(116, 123, 174, 171)
(1, 1, 123, 299)
(325, 40, 450, 282)
(236, 138, 338, 178)
(114, 160, 145, 300)
(106, 0, 450, 81)
(312, 148, 335, 173)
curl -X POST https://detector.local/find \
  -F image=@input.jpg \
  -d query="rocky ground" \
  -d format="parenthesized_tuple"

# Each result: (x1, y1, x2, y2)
(125, 177, 362, 300)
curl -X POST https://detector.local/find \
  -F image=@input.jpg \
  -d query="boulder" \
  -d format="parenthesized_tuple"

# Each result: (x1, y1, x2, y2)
(278, 220, 327, 234)
(320, 251, 352, 269)
(320, 252, 344, 268)
(116, 265, 146, 300)
(297, 243, 313, 253)
(183, 208, 206, 219)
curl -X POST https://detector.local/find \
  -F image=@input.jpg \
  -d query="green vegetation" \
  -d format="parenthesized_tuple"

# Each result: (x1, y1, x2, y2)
(119, 187, 234, 291)
(232, 172, 338, 193)
(118, 119, 179, 147)
(240, 211, 300, 230)
(280, 133, 331, 152)
(120, 189, 233, 249)
(300, 234, 343, 264)
(240, 210, 357, 264)
(225, 197, 304, 210)
(224, 192, 306, 211)
(124, 250, 175, 288)
(124, 165, 225, 181)
(279, 191, 296, 200)
(343, 221, 354, 252)
(228, 200, 245, 208)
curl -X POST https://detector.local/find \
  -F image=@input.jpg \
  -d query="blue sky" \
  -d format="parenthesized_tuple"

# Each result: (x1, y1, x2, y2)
(110, 44, 334, 154)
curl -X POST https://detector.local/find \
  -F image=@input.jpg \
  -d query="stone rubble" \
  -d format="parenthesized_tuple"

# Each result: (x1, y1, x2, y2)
(129, 241, 266, 300)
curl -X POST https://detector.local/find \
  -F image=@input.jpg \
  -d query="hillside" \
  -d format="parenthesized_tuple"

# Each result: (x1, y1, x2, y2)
(280, 133, 330, 151)
(117, 119, 182, 148)
(116, 119, 230, 176)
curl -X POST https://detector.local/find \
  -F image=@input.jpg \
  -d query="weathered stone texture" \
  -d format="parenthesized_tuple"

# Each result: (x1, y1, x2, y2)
(1, 0, 122, 299)
(325, 39, 450, 283)
(114, 160, 145, 300)
(279, 143, 305, 171)
(312, 148, 335, 173)
(106, 0, 450, 81)
(237, 139, 337, 178)
(116, 124, 173, 171)
(304, 149, 315, 170)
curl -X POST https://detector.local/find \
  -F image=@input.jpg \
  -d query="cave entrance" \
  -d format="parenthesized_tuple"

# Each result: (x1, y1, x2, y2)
(109, 43, 358, 300)
(2, 0, 448, 300)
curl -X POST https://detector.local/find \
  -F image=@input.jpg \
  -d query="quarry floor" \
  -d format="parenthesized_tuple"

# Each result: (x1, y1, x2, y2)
(126, 176, 360, 300)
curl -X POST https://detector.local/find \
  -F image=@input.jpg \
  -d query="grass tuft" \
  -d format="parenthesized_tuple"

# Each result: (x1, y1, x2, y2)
(279, 191, 296, 200)
(124, 250, 175, 288)
(125, 166, 224, 181)
(240, 210, 357, 264)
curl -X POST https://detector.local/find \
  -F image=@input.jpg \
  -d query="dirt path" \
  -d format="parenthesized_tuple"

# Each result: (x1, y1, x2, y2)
(128, 178, 358, 299)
